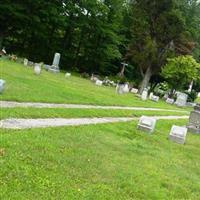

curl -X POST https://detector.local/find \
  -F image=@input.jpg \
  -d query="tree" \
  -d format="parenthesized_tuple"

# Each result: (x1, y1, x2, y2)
(161, 55, 200, 90)
(127, 0, 195, 94)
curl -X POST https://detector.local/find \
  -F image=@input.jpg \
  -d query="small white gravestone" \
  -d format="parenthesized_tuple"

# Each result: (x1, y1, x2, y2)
(169, 125, 187, 144)
(141, 88, 148, 100)
(34, 63, 41, 75)
(116, 84, 125, 94)
(151, 95, 159, 102)
(123, 83, 129, 93)
(198, 92, 200, 98)
(23, 58, 28, 66)
(131, 88, 138, 94)
(95, 80, 103, 86)
(137, 116, 157, 133)
(0, 79, 6, 93)
(175, 92, 188, 107)
(149, 92, 154, 99)
(65, 73, 71, 78)
(166, 98, 174, 104)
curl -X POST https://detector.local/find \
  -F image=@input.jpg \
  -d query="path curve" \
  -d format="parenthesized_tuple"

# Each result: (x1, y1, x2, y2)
(0, 116, 189, 129)
(0, 101, 188, 113)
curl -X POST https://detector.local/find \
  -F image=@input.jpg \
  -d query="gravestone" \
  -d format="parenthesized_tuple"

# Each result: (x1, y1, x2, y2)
(65, 73, 71, 78)
(34, 63, 41, 75)
(141, 88, 148, 100)
(28, 61, 34, 66)
(169, 125, 187, 144)
(44, 64, 51, 71)
(166, 98, 174, 104)
(23, 58, 28, 66)
(137, 116, 157, 133)
(116, 84, 125, 94)
(131, 88, 138, 94)
(151, 95, 159, 102)
(175, 92, 188, 107)
(149, 92, 153, 99)
(187, 104, 200, 134)
(95, 80, 103, 86)
(49, 52, 60, 73)
(122, 83, 129, 93)
(0, 79, 6, 93)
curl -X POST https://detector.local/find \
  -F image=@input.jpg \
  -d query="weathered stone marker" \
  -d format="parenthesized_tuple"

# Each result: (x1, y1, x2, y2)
(23, 58, 28, 66)
(175, 92, 188, 107)
(131, 88, 138, 94)
(169, 125, 187, 144)
(137, 116, 157, 133)
(34, 63, 41, 75)
(166, 98, 174, 104)
(187, 104, 200, 134)
(141, 88, 148, 100)
(49, 52, 60, 73)
(0, 79, 6, 93)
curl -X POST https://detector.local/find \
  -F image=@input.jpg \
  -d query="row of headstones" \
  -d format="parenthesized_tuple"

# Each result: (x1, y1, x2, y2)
(0, 53, 72, 94)
(138, 104, 200, 144)
(24, 53, 61, 74)
(91, 75, 117, 87)
(138, 116, 187, 144)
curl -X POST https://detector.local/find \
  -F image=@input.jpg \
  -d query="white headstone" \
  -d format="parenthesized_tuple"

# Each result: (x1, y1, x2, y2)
(169, 125, 187, 144)
(175, 92, 188, 107)
(23, 58, 28, 66)
(0, 79, 6, 93)
(116, 84, 125, 94)
(65, 73, 71, 78)
(122, 83, 129, 93)
(34, 63, 41, 75)
(166, 98, 174, 104)
(149, 92, 153, 99)
(95, 80, 103, 86)
(131, 88, 138, 94)
(52, 53, 61, 67)
(141, 88, 148, 101)
(137, 116, 157, 133)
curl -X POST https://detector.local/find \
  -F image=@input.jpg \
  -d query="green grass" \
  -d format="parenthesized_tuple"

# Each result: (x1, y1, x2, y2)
(1, 119, 200, 199)
(0, 59, 186, 110)
(196, 98, 200, 103)
(0, 107, 188, 120)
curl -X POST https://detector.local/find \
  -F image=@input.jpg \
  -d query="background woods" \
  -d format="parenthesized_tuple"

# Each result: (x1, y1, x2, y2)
(0, 0, 200, 91)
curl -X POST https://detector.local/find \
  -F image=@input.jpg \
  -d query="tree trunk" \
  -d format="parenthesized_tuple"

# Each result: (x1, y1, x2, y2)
(139, 66, 152, 94)
(0, 33, 3, 50)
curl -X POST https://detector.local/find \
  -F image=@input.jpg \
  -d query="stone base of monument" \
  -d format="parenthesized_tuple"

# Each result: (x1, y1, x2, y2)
(168, 125, 187, 144)
(137, 116, 157, 133)
(187, 126, 200, 134)
(48, 66, 60, 73)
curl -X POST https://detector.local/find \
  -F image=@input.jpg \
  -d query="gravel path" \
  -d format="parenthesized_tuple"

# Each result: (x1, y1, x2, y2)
(0, 116, 189, 129)
(0, 101, 187, 113)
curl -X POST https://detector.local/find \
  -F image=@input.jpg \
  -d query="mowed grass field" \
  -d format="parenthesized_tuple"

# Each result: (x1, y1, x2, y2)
(1, 120, 200, 199)
(0, 59, 186, 110)
(0, 59, 199, 199)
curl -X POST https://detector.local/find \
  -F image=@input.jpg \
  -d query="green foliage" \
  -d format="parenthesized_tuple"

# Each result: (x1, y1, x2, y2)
(161, 55, 200, 90)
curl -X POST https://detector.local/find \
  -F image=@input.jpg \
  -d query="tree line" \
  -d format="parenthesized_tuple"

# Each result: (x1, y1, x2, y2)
(0, 0, 200, 93)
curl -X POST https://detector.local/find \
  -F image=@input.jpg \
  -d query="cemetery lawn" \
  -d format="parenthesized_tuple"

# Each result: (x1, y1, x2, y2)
(0, 107, 188, 119)
(1, 119, 200, 199)
(0, 59, 186, 110)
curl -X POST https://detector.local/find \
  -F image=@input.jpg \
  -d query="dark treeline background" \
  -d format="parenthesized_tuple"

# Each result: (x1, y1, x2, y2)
(0, 0, 200, 90)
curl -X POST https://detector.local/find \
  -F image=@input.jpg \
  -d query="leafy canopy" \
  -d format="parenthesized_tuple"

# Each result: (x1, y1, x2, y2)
(161, 55, 200, 90)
